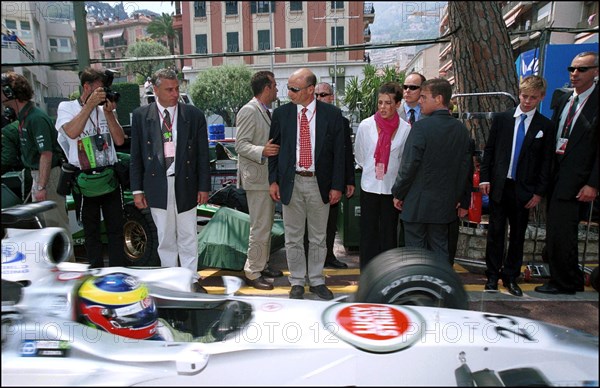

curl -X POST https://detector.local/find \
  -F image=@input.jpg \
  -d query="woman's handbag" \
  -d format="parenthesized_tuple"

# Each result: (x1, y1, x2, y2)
(74, 166, 118, 197)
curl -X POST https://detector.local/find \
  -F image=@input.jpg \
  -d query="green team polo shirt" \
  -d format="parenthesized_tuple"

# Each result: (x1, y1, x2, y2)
(1, 121, 23, 173)
(17, 102, 63, 169)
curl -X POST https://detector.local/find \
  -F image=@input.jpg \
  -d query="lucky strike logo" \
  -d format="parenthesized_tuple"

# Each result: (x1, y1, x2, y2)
(336, 304, 410, 340)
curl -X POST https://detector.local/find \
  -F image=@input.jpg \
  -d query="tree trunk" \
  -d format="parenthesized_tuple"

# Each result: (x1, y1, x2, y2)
(449, 1, 519, 154)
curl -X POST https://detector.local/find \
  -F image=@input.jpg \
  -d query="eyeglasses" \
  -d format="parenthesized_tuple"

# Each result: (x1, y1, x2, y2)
(287, 85, 310, 93)
(403, 84, 421, 91)
(315, 92, 332, 98)
(567, 66, 598, 73)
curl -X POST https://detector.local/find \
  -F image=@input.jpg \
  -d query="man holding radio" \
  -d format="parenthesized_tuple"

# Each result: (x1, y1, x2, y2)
(56, 67, 125, 268)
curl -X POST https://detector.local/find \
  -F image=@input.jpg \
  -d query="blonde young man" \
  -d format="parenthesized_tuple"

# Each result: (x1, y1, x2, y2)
(479, 75, 554, 296)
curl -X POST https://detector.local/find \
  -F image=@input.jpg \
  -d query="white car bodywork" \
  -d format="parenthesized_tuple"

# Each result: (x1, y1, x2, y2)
(2, 204, 598, 386)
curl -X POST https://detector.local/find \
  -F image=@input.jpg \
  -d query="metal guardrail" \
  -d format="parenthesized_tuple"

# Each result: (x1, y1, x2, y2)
(1, 40, 35, 62)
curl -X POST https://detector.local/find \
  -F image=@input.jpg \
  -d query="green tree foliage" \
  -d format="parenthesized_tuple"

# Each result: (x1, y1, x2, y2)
(188, 65, 254, 127)
(343, 64, 404, 122)
(146, 13, 177, 55)
(124, 41, 174, 81)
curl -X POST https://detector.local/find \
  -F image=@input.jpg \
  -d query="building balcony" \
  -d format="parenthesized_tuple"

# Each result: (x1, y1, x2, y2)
(364, 27, 371, 43)
(1, 40, 35, 63)
(364, 2, 375, 25)
(502, 1, 534, 17)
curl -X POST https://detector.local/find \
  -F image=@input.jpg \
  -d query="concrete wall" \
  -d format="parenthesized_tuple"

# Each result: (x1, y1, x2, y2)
(457, 222, 599, 263)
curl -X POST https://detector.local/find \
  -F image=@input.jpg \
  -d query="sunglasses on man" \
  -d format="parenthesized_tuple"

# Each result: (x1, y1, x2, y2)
(315, 92, 332, 98)
(287, 85, 310, 93)
(403, 84, 421, 91)
(567, 66, 598, 73)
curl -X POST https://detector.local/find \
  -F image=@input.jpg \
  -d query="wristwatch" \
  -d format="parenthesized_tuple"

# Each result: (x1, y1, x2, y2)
(36, 185, 46, 191)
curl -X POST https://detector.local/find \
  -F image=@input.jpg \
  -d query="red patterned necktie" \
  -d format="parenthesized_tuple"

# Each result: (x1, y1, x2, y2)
(299, 107, 312, 168)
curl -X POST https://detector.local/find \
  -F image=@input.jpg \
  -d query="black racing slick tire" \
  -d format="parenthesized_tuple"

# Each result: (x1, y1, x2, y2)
(356, 247, 469, 310)
(123, 203, 160, 267)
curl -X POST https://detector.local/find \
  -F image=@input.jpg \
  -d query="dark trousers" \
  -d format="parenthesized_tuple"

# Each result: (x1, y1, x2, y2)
(484, 179, 530, 283)
(74, 188, 124, 268)
(359, 189, 399, 269)
(546, 195, 584, 291)
(448, 217, 459, 266)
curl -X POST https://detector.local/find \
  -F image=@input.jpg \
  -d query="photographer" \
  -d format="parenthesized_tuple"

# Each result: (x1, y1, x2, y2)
(55, 67, 125, 268)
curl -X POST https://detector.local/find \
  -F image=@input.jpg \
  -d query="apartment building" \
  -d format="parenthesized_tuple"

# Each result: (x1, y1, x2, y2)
(438, 1, 599, 85)
(86, 13, 154, 82)
(175, 1, 375, 100)
(1, 2, 78, 115)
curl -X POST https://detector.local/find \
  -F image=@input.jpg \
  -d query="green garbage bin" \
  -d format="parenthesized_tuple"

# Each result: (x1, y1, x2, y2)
(337, 168, 362, 250)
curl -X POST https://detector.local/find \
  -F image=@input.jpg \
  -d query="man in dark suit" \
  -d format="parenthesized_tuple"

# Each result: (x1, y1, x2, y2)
(536, 51, 599, 295)
(311, 82, 355, 269)
(392, 78, 471, 259)
(269, 68, 345, 300)
(480, 75, 555, 296)
(130, 68, 211, 292)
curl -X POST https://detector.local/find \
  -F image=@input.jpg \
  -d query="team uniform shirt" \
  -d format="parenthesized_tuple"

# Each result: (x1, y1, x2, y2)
(17, 101, 63, 169)
(55, 100, 118, 170)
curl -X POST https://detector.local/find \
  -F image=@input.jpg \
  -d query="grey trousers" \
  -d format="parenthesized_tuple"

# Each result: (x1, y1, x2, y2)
(283, 175, 329, 287)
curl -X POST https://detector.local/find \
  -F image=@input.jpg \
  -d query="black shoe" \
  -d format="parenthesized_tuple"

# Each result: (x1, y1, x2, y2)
(325, 257, 348, 269)
(192, 281, 208, 293)
(245, 276, 274, 290)
(534, 283, 575, 295)
(505, 281, 523, 297)
(309, 284, 334, 300)
(484, 279, 498, 291)
(261, 266, 283, 278)
(289, 285, 305, 299)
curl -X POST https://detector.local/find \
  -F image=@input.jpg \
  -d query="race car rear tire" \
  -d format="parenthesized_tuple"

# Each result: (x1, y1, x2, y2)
(123, 203, 160, 267)
(355, 247, 469, 309)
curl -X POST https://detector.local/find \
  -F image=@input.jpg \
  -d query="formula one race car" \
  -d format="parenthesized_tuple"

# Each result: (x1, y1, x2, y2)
(2, 202, 598, 386)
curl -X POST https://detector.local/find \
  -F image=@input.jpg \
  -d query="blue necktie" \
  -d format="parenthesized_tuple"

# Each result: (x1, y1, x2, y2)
(511, 114, 527, 179)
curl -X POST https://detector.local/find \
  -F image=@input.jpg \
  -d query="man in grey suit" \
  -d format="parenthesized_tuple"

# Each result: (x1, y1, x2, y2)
(536, 51, 599, 295)
(130, 68, 211, 292)
(392, 78, 471, 259)
(235, 71, 282, 290)
(269, 68, 346, 300)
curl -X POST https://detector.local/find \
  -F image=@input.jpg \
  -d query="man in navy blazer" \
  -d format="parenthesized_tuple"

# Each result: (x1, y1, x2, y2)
(268, 68, 345, 300)
(392, 78, 471, 259)
(536, 51, 599, 295)
(130, 68, 211, 292)
(479, 75, 554, 296)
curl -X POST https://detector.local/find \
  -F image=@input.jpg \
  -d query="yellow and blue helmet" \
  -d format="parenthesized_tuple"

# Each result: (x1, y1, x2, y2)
(78, 272, 158, 340)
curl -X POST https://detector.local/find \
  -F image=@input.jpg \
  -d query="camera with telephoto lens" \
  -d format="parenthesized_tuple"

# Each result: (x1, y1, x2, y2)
(99, 69, 120, 105)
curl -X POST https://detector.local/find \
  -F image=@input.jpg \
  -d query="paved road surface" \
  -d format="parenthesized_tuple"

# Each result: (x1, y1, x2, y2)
(199, 240, 599, 337)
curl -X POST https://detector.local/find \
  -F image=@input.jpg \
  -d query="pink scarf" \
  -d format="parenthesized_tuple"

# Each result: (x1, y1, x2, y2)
(373, 111, 400, 174)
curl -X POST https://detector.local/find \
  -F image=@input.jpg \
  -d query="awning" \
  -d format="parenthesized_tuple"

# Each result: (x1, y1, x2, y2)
(102, 29, 124, 41)
(504, 8, 523, 28)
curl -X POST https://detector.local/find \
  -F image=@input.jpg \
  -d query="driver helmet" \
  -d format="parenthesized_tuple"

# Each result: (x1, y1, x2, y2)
(78, 272, 158, 340)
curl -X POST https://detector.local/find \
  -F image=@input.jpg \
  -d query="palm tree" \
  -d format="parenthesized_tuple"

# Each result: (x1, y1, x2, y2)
(146, 12, 177, 56)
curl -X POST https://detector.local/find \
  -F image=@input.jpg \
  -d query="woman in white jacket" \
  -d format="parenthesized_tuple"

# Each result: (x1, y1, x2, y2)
(354, 82, 412, 269)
